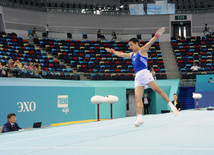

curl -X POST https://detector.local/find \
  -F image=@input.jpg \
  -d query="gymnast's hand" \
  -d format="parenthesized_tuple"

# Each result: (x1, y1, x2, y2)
(155, 27, 165, 36)
(105, 48, 114, 53)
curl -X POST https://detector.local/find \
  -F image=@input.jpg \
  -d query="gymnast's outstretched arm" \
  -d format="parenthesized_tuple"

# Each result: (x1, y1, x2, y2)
(139, 27, 165, 55)
(105, 48, 133, 59)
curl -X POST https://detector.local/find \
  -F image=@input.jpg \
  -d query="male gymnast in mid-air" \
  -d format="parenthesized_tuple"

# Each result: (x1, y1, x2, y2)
(105, 27, 178, 127)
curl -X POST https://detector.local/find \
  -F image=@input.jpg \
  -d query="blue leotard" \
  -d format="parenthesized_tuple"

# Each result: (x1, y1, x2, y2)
(131, 51, 148, 74)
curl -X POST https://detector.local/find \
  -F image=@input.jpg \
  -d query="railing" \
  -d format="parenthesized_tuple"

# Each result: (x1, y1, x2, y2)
(0, 67, 182, 80)
(0, 67, 198, 87)
(175, 8, 214, 14)
(0, 1, 129, 15)
(0, 67, 80, 80)
(0, 1, 47, 11)
(180, 71, 214, 77)
(1, 0, 214, 15)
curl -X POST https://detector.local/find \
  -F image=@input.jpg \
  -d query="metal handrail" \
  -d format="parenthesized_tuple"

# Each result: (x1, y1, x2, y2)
(0, 67, 185, 76)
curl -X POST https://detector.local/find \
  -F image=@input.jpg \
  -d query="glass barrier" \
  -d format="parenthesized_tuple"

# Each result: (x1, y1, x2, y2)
(175, 8, 214, 14)
(0, 66, 192, 81)
(0, 1, 47, 12)
(0, 67, 80, 80)
(0, 66, 203, 88)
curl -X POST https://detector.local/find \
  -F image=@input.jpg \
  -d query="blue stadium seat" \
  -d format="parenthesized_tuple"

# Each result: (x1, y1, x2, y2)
(85, 54, 90, 58)
(206, 63, 212, 67)
(201, 56, 207, 59)
(157, 53, 162, 57)
(68, 53, 73, 57)
(42, 56, 47, 59)
(67, 69, 72, 72)
(57, 68, 62, 72)
(152, 57, 157, 61)
(62, 69, 67, 72)
(49, 60, 54, 63)
(99, 69, 104, 73)
(78, 57, 83, 61)
(121, 69, 126, 73)
(207, 52, 212, 55)
(106, 65, 111, 69)
(160, 69, 166, 73)
(107, 58, 112, 61)
(199, 68, 205, 71)
(110, 69, 115, 73)
(205, 67, 211, 71)
(100, 65, 105, 69)
(180, 68, 186, 72)
(93, 69, 98, 73)
(188, 56, 193, 60)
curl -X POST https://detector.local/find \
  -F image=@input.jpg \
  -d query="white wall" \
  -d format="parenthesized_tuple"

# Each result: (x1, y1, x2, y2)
(6, 28, 154, 41)
(2, 7, 170, 35)
(5, 7, 212, 41)
(159, 33, 170, 42)
(192, 32, 205, 37)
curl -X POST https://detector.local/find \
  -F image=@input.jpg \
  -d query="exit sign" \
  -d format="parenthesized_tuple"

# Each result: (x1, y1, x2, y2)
(175, 15, 187, 20)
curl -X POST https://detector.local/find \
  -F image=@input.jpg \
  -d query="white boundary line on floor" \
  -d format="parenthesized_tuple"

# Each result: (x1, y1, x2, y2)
(0, 146, 214, 151)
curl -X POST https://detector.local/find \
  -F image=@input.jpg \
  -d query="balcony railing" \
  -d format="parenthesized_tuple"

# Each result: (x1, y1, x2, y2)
(1, 0, 214, 15)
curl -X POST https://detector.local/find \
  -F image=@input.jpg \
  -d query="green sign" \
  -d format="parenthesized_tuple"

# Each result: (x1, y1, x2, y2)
(175, 15, 187, 20)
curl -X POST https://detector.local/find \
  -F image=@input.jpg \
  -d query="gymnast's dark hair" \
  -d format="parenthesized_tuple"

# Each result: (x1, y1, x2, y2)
(129, 38, 139, 45)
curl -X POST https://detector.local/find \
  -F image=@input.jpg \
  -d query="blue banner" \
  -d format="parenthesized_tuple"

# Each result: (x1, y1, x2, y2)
(129, 4, 145, 15)
(147, 4, 156, 15)
(130, 2, 175, 15)
(156, 0, 168, 14)
(168, 3, 175, 14)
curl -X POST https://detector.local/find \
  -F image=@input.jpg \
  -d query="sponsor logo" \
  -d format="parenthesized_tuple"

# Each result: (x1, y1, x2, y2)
(17, 101, 36, 112)
(57, 95, 69, 114)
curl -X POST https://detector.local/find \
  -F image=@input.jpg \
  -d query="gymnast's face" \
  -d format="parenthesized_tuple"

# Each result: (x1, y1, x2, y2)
(129, 41, 139, 52)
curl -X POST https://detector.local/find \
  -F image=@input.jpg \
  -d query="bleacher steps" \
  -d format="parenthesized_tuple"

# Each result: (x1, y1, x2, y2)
(159, 42, 181, 79)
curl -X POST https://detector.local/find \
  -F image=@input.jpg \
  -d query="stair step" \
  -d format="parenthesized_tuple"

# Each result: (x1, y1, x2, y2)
(32, 43, 86, 79)
(178, 87, 195, 110)
(160, 42, 181, 79)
